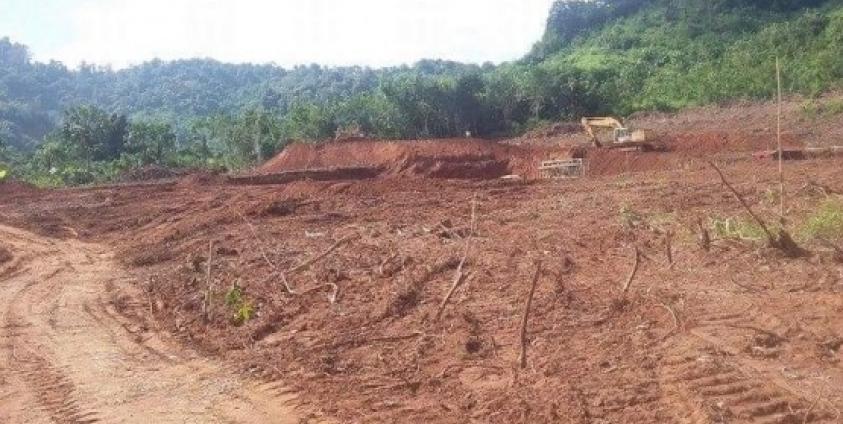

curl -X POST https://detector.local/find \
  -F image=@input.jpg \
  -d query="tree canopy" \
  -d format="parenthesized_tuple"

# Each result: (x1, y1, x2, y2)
(2, 0, 843, 185)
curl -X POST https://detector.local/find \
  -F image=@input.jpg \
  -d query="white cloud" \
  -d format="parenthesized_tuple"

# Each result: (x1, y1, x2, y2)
(38, 0, 553, 69)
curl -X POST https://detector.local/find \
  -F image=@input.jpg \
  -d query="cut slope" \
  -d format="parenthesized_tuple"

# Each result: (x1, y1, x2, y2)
(259, 139, 570, 180)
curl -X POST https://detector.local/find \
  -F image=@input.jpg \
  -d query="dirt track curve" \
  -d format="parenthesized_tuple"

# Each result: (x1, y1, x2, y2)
(0, 225, 302, 424)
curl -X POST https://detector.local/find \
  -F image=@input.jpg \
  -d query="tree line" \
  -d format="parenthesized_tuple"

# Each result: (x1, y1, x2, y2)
(2, 0, 843, 185)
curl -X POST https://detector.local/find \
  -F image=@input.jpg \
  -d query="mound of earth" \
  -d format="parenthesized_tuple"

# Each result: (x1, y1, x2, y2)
(259, 139, 572, 180)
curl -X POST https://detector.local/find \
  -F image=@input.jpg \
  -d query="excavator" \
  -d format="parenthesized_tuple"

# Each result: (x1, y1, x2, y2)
(581, 117, 656, 151)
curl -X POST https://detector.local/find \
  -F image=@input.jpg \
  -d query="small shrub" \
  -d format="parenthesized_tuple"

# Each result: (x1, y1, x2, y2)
(224, 283, 254, 326)
(233, 301, 255, 325)
(225, 284, 243, 307)
(800, 199, 843, 240)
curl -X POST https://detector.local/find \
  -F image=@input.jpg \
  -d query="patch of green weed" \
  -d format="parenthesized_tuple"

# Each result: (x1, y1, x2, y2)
(801, 99, 843, 120)
(710, 217, 767, 241)
(225, 283, 254, 326)
(800, 199, 843, 240)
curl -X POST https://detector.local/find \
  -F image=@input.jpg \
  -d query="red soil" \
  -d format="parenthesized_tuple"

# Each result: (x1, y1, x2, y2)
(4, 157, 843, 423)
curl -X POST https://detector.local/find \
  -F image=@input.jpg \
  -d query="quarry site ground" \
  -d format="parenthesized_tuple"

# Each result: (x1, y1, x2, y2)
(2, 98, 843, 423)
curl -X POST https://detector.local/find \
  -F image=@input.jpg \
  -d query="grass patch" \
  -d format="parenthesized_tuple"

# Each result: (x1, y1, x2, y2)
(799, 199, 843, 240)
(710, 217, 768, 241)
(619, 203, 645, 228)
(801, 98, 843, 119)
(619, 203, 676, 231)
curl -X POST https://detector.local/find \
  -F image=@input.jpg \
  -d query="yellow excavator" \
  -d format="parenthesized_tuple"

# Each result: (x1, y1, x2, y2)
(581, 117, 656, 151)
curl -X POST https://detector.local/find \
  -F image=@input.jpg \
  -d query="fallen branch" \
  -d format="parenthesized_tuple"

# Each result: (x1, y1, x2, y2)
(620, 247, 641, 299)
(709, 162, 804, 257)
(366, 331, 425, 344)
(300, 282, 341, 304)
(728, 276, 761, 293)
(657, 301, 680, 334)
(236, 211, 296, 294)
(802, 390, 822, 424)
(723, 324, 783, 343)
(315, 331, 425, 350)
(518, 261, 543, 369)
(289, 233, 360, 274)
(434, 195, 477, 321)
(435, 271, 469, 321)
(642, 293, 681, 339)
(708, 161, 777, 246)
(806, 179, 841, 197)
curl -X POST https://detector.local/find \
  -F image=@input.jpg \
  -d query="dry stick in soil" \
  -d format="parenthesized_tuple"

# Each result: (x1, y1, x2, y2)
(518, 261, 543, 370)
(708, 161, 778, 247)
(300, 282, 341, 304)
(710, 161, 803, 256)
(696, 217, 711, 251)
(203, 240, 214, 322)
(620, 247, 641, 300)
(435, 196, 477, 321)
(664, 230, 674, 268)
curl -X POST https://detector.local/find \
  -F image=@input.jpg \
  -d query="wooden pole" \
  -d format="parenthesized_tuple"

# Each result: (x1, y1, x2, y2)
(776, 57, 785, 223)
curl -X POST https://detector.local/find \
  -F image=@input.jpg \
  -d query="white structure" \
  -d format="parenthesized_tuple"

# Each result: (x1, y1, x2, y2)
(539, 158, 586, 179)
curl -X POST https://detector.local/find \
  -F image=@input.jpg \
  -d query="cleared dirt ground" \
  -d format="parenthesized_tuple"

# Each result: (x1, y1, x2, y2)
(1, 101, 843, 423)
(0, 225, 303, 423)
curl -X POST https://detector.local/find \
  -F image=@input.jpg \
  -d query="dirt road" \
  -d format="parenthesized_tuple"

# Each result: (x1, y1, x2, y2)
(0, 225, 302, 424)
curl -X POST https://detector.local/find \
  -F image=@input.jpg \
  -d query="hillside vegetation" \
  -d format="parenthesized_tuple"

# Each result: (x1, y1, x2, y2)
(2, 0, 843, 184)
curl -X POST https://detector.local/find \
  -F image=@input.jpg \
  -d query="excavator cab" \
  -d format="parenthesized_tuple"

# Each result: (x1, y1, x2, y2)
(581, 117, 655, 151)
(614, 127, 632, 144)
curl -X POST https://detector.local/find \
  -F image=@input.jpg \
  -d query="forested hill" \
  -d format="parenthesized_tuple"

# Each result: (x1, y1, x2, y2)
(2, 0, 843, 182)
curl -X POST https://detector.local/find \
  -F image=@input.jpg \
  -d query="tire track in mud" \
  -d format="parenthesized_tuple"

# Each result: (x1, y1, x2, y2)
(659, 303, 837, 423)
(0, 225, 308, 424)
(6, 268, 101, 424)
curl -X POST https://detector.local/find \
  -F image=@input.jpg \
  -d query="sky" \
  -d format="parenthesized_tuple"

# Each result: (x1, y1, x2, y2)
(1, 0, 556, 69)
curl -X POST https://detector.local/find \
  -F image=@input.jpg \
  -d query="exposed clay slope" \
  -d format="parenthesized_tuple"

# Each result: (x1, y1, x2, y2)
(259, 138, 569, 180)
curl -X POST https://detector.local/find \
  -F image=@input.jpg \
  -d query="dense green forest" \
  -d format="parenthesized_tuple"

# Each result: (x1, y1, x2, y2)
(2, 0, 843, 185)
